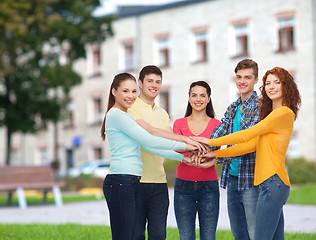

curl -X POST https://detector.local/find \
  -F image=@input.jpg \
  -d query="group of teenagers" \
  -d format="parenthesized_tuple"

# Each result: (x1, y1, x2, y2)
(100, 58, 301, 240)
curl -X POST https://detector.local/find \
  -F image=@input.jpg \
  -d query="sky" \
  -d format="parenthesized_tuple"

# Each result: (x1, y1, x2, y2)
(94, 0, 184, 16)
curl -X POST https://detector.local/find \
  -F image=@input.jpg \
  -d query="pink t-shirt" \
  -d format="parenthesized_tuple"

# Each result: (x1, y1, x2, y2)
(173, 117, 221, 181)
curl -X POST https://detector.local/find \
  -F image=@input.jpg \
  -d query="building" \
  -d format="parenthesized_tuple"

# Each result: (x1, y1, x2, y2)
(1, 0, 315, 171)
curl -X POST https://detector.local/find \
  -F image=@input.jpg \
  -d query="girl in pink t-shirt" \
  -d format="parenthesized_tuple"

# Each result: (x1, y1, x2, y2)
(173, 81, 220, 240)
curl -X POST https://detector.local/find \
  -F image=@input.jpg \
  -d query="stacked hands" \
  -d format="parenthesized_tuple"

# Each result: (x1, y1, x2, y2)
(181, 136, 217, 168)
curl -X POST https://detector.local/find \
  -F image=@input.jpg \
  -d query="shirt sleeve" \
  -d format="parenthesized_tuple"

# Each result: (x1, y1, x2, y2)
(211, 109, 232, 163)
(110, 109, 186, 151)
(214, 137, 257, 158)
(209, 106, 232, 151)
(141, 145, 184, 162)
(209, 108, 293, 147)
(173, 119, 182, 135)
(210, 108, 230, 140)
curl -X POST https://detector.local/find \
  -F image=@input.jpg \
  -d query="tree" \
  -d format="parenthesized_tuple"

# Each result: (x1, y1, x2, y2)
(0, 0, 114, 165)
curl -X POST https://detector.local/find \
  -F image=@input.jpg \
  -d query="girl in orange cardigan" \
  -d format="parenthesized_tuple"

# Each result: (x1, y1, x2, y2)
(191, 67, 301, 240)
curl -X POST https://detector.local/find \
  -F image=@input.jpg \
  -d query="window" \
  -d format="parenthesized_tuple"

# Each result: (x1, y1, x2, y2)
(64, 101, 74, 128)
(230, 78, 239, 103)
(124, 43, 135, 71)
(34, 113, 48, 130)
(39, 148, 49, 165)
(87, 44, 102, 77)
(93, 98, 103, 124)
(287, 131, 299, 158)
(94, 147, 103, 160)
(87, 96, 103, 125)
(157, 37, 170, 68)
(66, 149, 74, 168)
(235, 24, 248, 57)
(278, 17, 294, 52)
(159, 90, 170, 114)
(194, 31, 208, 63)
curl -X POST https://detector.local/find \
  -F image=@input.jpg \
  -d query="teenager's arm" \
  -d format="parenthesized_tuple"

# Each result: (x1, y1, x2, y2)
(135, 119, 208, 152)
(208, 108, 294, 147)
(110, 110, 187, 151)
(191, 137, 256, 165)
(141, 145, 193, 163)
(214, 138, 257, 158)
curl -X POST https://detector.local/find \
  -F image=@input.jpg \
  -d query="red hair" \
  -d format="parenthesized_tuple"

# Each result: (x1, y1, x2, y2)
(259, 67, 301, 120)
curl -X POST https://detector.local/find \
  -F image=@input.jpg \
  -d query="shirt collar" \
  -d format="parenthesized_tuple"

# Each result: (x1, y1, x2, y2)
(136, 96, 157, 110)
(232, 91, 258, 108)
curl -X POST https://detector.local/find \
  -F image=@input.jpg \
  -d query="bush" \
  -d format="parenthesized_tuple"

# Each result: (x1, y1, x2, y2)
(164, 159, 224, 187)
(61, 157, 316, 189)
(165, 157, 316, 186)
(60, 175, 104, 192)
(287, 157, 316, 184)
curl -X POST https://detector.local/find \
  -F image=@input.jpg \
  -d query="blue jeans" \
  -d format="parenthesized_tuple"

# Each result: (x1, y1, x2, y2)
(174, 178, 219, 240)
(254, 174, 290, 240)
(134, 183, 169, 240)
(227, 175, 259, 240)
(103, 174, 140, 240)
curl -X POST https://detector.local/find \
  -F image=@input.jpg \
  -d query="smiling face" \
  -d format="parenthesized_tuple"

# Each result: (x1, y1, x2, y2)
(235, 68, 258, 101)
(189, 85, 210, 113)
(112, 79, 137, 112)
(264, 74, 283, 109)
(138, 73, 162, 104)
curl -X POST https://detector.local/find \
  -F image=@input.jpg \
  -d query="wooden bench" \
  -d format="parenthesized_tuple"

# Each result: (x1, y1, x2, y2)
(0, 166, 65, 209)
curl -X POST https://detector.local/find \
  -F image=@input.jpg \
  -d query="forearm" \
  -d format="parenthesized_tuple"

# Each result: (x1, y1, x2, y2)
(136, 118, 188, 143)
(115, 114, 186, 151)
(214, 138, 257, 158)
(151, 127, 188, 143)
(142, 146, 183, 162)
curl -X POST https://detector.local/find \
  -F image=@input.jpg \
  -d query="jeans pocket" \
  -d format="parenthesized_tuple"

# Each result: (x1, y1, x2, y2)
(259, 178, 271, 191)
(277, 183, 290, 205)
(103, 182, 113, 202)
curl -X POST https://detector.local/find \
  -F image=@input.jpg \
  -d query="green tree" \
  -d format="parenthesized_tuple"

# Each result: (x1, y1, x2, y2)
(0, 0, 114, 165)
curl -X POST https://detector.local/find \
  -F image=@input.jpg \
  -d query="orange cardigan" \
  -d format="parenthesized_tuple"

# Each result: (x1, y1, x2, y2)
(211, 106, 294, 186)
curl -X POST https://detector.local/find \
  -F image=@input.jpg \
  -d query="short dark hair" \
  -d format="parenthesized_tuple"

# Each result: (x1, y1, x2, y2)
(138, 65, 162, 83)
(234, 59, 259, 78)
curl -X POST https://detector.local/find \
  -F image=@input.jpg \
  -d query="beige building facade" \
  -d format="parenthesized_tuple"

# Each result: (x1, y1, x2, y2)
(1, 0, 315, 171)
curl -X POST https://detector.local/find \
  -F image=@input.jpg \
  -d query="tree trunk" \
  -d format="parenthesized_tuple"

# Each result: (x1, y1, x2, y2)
(51, 121, 60, 171)
(5, 127, 12, 166)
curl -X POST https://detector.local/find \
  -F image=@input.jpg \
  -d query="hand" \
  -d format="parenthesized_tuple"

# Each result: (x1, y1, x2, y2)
(203, 151, 216, 159)
(184, 137, 210, 153)
(182, 156, 196, 166)
(184, 143, 198, 152)
(189, 136, 210, 145)
(197, 158, 217, 168)
(189, 153, 205, 165)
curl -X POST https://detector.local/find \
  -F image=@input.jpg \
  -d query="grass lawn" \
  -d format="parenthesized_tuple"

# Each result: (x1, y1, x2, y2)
(0, 194, 103, 207)
(1, 182, 316, 207)
(0, 224, 315, 240)
(288, 182, 316, 205)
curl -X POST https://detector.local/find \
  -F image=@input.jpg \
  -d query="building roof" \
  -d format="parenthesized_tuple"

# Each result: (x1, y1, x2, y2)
(118, 0, 212, 18)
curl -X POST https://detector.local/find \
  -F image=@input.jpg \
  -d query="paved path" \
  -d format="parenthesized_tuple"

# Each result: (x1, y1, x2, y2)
(0, 189, 315, 233)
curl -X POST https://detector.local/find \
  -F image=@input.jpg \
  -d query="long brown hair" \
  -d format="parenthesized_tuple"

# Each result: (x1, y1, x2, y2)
(184, 81, 215, 118)
(100, 73, 136, 141)
(259, 67, 301, 120)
